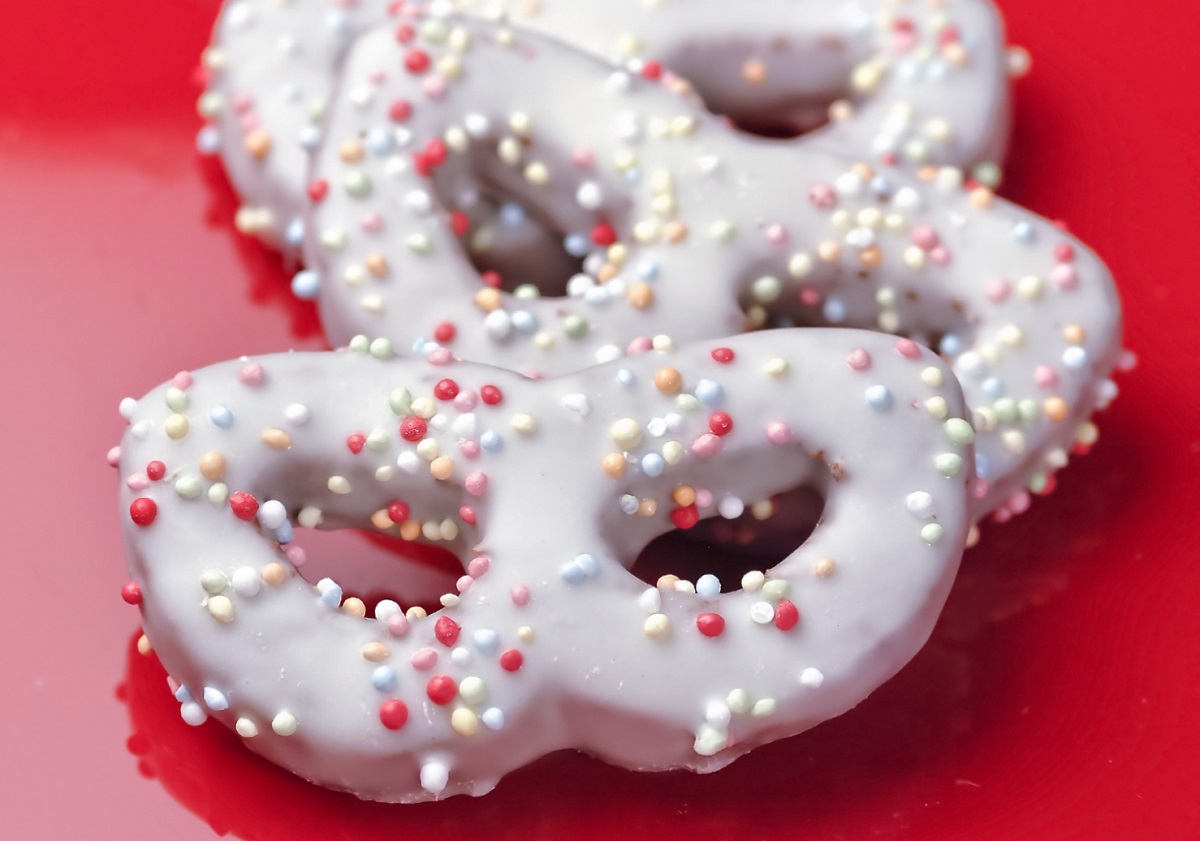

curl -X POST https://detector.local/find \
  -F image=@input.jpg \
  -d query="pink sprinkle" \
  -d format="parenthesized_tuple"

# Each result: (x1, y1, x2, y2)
(1034, 365, 1060, 388)
(411, 648, 438, 670)
(695, 488, 714, 508)
(172, 371, 193, 390)
(239, 113, 260, 132)
(764, 223, 787, 245)
(510, 584, 531, 607)
(459, 505, 476, 525)
(468, 557, 490, 578)
(1040, 474, 1058, 496)
(895, 338, 922, 360)
(453, 391, 478, 412)
(422, 76, 446, 99)
(456, 575, 474, 594)
(460, 440, 481, 459)
(808, 182, 837, 209)
(1054, 243, 1076, 262)
(126, 472, 149, 491)
(929, 246, 951, 266)
(387, 613, 410, 637)
(799, 287, 822, 306)
(847, 348, 872, 371)
(465, 471, 488, 496)
(572, 148, 595, 169)
(691, 433, 723, 458)
(232, 93, 254, 114)
(973, 478, 990, 499)
(361, 212, 384, 233)
(239, 363, 265, 387)
(284, 545, 306, 567)
(367, 69, 386, 85)
(892, 30, 918, 52)
(522, 369, 544, 380)
(766, 421, 791, 445)
(106, 446, 122, 467)
(993, 507, 1012, 524)
(626, 336, 653, 356)
(1008, 490, 1031, 515)
(985, 278, 1012, 302)
(1050, 264, 1078, 290)
(426, 346, 453, 366)
(911, 225, 939, 251)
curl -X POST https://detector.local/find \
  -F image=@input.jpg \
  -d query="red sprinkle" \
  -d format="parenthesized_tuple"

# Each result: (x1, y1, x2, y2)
(591, 222, 618, 246)
(387, 99, 413, 122)
(641, 60, 663, 80)
(433, 379, 459, 401)
(121, 581, 143, 606)
(480, 385, 503, 406)
(459, 505, 477, 525)
(1054, 243, 1076, 262)
(696, 613, 725, 637)
(433, 322, 456, 343)
(129, 498, 157, 526)
(434, 616, 461, 647)
(711, 347, 735, 364)
(499, 649, 524, 672)
(387, 500, 411, 523)
(671, 504, 700, 530)
(774, 599, 800, 631)
(307, 179, 329, 202)
(229, 491, 259, 521)
(708, 411, 734, 436)
(480, 271, 502, 288)
(404, 49, 430, 74)
(450, 210, 469, 237)
(426, 675, 457, 705)
(399, 417, 428, 442)
(146, 461, 166, 481)
(346, 434, 366, 455)
(379, 699, 409, 730)
(424, 139, 447, 167)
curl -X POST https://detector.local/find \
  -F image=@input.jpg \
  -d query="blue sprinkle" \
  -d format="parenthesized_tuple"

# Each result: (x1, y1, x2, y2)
(1062, 346, 1089, 369)
(694, 379, 725, 407)
(499, 203, 527, 227)
(696, 574, 722, 597)
(560, 560, 586, 585)
(939, 334, 963, 357)
(624, 168, 641, 184)
(575, 553, 599, 577)
(203, 687, 229, 711)
(563, 233, 590, 257)
(274, 521, 294, 545)
(870, 175, 892, 197)
(1011, 221, 1036, 244)
(284, 218, 305, 246)
(472, 629, 499, 655)
(616, 368, 635, 388)
(511, 310, 537, 333)
(371, 666, 398, 692)
(174, 685, 193, 704)
(209, 407, 234, 429)
(297, 125, 321, 150)
(636, 261, 659, 281)
(982, 377, 1005, 399)
(640, 453, 666, 477)
(366, 127, 393, 156)
(865, 385, 893, 410)
(291, 270, 320, 300)
(619, 494, 639, 515)
(481, 707, 506, 731)
(320, 584, 343, 609)
(195, 126, 220, 156)
(411, 337, 432, 354)
(480, 430, 503, 453)
(324, 9, 349, 33)
(975, 452, 992, 480)
(822, 297, 847, 324)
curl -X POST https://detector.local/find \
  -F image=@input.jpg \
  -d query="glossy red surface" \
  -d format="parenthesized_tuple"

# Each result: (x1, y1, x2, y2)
(2, 1, 1198, 837)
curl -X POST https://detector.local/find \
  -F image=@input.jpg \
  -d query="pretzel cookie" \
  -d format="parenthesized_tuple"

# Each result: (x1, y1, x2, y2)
(117, 329, 972, 801)
(299, 17, 1119, 520)
(199, 0, 1011, 249)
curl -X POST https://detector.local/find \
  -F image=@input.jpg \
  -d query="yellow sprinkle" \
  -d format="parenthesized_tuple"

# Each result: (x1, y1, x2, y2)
(362, 642, 390, 662)
(165, 414, 190, 440)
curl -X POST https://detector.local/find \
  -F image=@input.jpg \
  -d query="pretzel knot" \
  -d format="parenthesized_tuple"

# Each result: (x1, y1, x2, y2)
(118, 330, 972, 801)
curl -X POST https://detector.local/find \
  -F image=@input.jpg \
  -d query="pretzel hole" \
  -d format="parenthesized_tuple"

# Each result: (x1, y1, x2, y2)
(430, 136, 627, 298)
(660, 38, 863, 140)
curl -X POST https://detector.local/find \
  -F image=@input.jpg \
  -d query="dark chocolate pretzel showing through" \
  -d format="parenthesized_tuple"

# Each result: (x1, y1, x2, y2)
(117, 329, 972, 802)
(200, 0, 1012, 250)
(304, 16, 1121, 522)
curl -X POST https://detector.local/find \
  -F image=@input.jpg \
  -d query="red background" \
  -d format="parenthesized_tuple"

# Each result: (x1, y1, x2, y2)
(1, 0, 1198, 838)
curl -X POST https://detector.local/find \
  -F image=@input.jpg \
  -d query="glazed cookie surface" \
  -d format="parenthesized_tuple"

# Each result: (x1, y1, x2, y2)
(118, 329, 971, 802)
(200, 0, 1012, 248)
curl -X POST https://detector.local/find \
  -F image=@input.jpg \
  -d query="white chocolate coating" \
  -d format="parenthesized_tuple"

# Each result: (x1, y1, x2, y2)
(202, 0, 1011, 248)
(305, 17, 1121, 520)
(119, 329, 971, 802)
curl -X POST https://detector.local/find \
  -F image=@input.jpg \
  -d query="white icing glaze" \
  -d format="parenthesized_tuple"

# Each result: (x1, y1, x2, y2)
(119, 329, 971, 802)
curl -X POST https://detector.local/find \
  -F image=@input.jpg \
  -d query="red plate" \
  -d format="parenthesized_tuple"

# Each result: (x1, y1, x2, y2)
(1, 0, 1198, 837)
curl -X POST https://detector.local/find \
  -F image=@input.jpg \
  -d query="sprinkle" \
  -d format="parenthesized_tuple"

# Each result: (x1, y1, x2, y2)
(499, 649, 524, 672)
(165, 414, 190, 440)
(380, 700, 409, 731)
(207, 596, 235, 623)
(944, 418, 976, 445)
(611, 418, 643, 449)
(260, 428, 291, 449)
(129, 498, 157, 526)
(749, 602, 775, 624)
(426, 675, 457, 705)
(800, 668, 825, 688)
(934, 453, 965, 476)
(510, 413, 538, 434)
(813, 558, 837, 578)
(420, 760, 449, 795)
(235, 718, 258, 738)
(451, 708, 480, 737)
(643, 613, 671, 639)
(229, 491, 258, 520)
(696, 613, 725, 637)
(271, 711, 298, 736)
(846, 349, 872, 371)
(921, 523, 945, 544)
(865, 385, 893, 410)
(121, 581, 142, 605)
